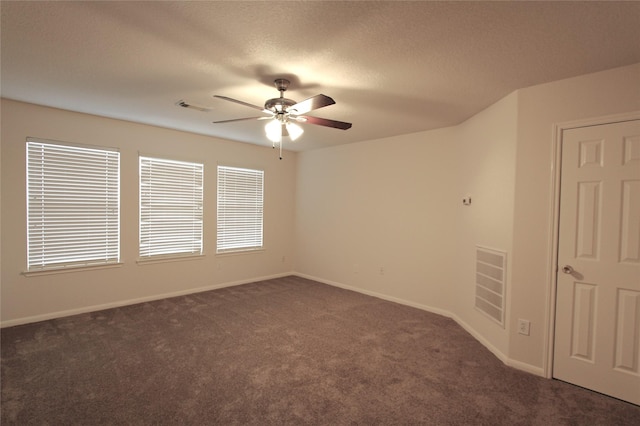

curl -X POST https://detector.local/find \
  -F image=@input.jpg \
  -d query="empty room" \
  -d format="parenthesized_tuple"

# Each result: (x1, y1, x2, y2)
(1, 1, 639, 424)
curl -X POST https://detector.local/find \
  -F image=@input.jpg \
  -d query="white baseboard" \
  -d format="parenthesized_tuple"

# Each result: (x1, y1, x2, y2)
(505, 358, 545, 377)
(295, 272, 453, 317)
(294, 272, 545, 378)
(0, 272, 293, 328)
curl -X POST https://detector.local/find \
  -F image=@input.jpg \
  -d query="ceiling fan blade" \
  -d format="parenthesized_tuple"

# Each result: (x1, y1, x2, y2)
(213, 95, 269, 112)
(213, 116, 270, 124)
(289, 94, 335, 115)
(300, 116, 352, 130)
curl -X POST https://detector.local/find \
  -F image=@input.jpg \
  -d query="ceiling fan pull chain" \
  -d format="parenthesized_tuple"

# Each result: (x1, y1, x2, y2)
(279, 141, 283, 160)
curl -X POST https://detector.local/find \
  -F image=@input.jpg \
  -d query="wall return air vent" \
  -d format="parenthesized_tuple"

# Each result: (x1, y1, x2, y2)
(475, 246, 507, 327)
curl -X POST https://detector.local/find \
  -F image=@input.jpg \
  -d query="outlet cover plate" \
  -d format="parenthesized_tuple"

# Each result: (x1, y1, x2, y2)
(518, 319, 530, 336)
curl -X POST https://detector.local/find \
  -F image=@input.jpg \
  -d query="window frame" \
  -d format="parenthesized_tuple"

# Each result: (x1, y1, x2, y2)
(216, 165, 264, 254)
(138, 155, 204, 262)
(25, 138, 121, 273)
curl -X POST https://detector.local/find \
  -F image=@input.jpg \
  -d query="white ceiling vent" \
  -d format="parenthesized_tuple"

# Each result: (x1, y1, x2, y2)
(475, 246, 506, 327)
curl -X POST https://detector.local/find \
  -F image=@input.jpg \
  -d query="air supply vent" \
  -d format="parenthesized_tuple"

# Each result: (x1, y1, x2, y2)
(475, 246, 506, 327)
(176, 100, 211, 112)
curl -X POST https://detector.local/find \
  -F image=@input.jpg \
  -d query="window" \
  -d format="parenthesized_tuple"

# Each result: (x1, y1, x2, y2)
(217, 165, 264, 253)
(139, 156, 203, 259)
(26, 139, 120, 271)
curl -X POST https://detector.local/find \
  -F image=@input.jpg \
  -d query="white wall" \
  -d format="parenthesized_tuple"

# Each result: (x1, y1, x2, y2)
(450, 91, 518, 358)
(295, 126, 460, 312)
(1, 99, 297, 326)
(509, 63, 640, 371)
(295, 93, 518, 360)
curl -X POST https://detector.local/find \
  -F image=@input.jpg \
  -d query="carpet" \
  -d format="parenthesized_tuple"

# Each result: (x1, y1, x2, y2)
(2, 276, 639, 425)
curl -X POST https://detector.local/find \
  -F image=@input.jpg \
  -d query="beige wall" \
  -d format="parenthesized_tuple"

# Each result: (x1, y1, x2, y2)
(1, 99, 297, 325)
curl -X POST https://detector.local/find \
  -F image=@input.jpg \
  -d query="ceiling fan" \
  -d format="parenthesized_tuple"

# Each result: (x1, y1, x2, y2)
(212, 79, 352, 158)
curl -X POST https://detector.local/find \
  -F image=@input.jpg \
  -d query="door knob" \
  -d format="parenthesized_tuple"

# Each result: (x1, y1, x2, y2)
(562, 265, 574, 274)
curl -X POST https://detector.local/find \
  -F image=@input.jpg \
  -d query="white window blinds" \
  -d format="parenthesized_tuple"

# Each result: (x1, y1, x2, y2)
(139, 156, 203, 259)
(217, 165, 264, 253)
(26, 139, 120, 271)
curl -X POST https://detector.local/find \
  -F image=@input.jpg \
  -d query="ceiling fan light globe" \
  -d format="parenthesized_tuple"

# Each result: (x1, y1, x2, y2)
(286, 122, 304, 141)
(265, 119, 282, 143)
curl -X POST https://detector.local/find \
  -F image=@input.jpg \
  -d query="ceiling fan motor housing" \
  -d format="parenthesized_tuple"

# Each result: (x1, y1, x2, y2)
(265, 97, 296, 113)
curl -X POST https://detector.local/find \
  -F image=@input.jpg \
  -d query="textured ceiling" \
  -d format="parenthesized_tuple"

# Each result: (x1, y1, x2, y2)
(2, 1, 639, 152)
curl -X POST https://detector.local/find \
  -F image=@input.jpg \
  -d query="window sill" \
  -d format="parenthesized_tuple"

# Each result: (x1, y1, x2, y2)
(22, 262, 124, 277)
(136, 253, 205, 265)
(216, 248, 265, 257)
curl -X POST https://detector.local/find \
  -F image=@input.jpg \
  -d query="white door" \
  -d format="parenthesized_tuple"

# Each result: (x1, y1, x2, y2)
(554, 119, 640, 405)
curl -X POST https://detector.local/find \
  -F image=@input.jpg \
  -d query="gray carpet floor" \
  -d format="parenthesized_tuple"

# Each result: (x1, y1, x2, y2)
(2, 275, 639, 425)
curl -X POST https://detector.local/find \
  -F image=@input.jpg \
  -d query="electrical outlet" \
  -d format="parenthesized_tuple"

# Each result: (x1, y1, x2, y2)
(518, 319, 530, 336)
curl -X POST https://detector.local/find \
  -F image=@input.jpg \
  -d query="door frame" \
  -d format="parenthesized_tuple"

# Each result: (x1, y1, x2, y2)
(544, 111, 640, 379)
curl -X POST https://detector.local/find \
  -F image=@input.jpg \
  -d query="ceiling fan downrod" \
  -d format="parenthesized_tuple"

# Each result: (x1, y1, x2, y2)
(274, 78, 290, 94)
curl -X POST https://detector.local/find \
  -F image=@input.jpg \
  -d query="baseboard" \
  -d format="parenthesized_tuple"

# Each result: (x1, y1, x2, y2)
(294, 272, 545, 378)
(295, 272, 453, 318)
(0, 272, 294, 328)
(505, 358, 545, 377)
